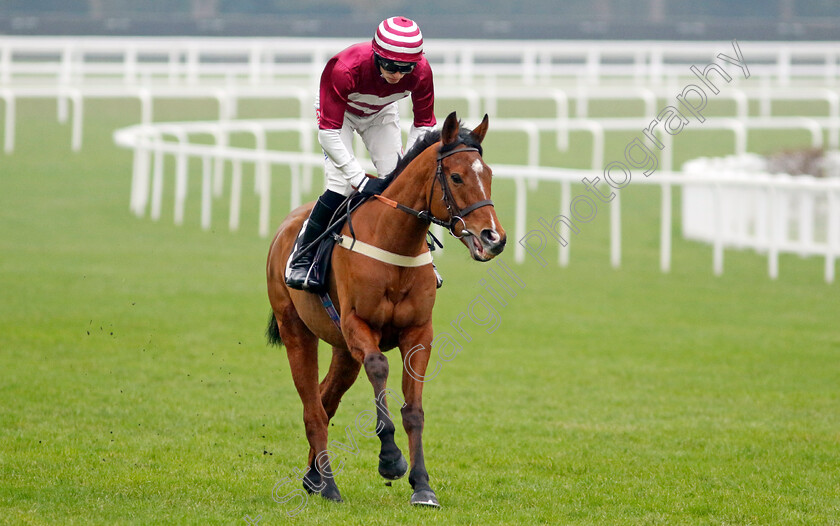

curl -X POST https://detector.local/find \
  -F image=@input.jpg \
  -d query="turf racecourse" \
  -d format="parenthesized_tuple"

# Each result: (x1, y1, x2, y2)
(1, 98, 839, 525)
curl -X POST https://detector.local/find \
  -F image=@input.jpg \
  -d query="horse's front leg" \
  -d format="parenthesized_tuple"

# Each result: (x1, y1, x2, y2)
(398, 324, 440, 507)
(342, 312, 408, 481)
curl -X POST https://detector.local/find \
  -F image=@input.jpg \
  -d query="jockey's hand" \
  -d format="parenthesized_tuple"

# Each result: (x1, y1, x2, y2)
(358, 176, 388, 196)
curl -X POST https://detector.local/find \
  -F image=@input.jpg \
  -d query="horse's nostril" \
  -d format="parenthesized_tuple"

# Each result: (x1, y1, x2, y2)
(481, 229, 501, 245)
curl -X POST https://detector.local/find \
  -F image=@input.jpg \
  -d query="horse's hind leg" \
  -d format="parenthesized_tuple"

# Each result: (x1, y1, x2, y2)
(275, 306, 343, 502)
(320, 346, 362, 420)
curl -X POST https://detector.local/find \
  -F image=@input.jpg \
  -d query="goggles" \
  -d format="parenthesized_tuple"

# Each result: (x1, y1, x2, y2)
(377, 57, 416, 74)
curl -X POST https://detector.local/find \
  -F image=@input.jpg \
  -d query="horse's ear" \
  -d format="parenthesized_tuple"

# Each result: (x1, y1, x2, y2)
(441, 111, 460, 145)
(469, 114, 489, 144)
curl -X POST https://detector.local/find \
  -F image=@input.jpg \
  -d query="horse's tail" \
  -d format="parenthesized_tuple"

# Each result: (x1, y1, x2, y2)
(266, 311, 283, 347)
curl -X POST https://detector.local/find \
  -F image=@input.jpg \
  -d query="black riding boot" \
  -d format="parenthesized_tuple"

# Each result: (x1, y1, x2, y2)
(285, 191, 344, 290)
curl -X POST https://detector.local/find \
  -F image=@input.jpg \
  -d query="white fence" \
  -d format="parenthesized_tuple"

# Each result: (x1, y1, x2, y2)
(2, 37, 840, 87)
(113, 118, 840, 283)
(682, 154, 840, 282)
(113, 119, 317, 238)
(5, 36, 839, 282)
(4, 85, 840, 157)
(3, 36, 840, 154)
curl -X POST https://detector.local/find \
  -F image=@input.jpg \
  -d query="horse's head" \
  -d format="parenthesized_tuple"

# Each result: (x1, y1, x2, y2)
(431, 112, 506, 261)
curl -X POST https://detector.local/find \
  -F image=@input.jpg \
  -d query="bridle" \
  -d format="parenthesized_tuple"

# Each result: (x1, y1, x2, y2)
(376, 144, 494, 238)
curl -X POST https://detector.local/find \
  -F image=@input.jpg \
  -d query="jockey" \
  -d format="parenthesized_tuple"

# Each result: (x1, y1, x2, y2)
(286, 16, 440, 291)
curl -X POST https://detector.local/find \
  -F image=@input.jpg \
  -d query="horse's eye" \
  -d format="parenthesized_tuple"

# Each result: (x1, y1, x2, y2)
(451, 173, 463, 184)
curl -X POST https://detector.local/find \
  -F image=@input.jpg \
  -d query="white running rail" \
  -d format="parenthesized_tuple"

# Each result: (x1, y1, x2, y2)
(113, 118, 840, 283)
(4, 36, 837, 281)
(2, 37, 839, 86)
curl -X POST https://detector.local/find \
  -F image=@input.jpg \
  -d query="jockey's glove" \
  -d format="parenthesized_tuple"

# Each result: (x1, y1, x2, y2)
(357, 176, 389, 196)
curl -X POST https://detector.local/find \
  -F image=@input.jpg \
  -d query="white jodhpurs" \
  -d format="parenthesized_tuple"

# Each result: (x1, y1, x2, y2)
(321, 102, 403, 197)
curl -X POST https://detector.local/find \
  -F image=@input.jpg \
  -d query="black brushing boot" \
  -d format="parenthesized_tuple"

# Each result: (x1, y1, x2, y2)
(285, 191, 344, 290)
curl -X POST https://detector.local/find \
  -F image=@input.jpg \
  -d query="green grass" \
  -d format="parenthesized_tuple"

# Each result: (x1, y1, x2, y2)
(1, 98, 839, 525)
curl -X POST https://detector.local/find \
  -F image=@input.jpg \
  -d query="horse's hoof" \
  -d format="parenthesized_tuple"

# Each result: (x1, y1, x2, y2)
(302, 476, 343, 502)
(378, 453, 408, 480)
(319, 484, 343, 503)
(410, 489, 440, 508)
(302, 476, 321, 494)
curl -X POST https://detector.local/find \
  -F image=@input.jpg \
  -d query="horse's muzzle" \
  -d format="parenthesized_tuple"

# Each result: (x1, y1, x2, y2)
(466, 228, 506, 261)
(481, 228, 507, 256)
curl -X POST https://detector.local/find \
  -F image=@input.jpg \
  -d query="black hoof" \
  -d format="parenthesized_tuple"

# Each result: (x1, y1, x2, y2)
(410, 489, 440, 507)
(302, 473, 343, 502)
(320, 485, 343, 503)
(302, 471, 321, 495)
(378, 453, 408, 480)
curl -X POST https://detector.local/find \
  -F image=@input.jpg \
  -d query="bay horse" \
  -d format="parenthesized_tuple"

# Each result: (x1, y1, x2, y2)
(265, 112, 506, 508)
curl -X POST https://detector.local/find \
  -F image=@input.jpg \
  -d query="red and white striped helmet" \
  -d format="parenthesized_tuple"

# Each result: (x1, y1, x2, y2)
(372, 16, 424, 63)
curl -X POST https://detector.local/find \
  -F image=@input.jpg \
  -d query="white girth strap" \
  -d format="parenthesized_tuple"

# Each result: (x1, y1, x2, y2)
(335, 235, 433, 267)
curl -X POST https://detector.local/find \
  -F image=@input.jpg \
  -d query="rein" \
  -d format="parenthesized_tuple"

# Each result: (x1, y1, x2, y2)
(374, 145, 494, 238)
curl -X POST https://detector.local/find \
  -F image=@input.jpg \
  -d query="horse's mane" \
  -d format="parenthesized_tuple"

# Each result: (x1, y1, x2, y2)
(381, 123, 483, 187)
